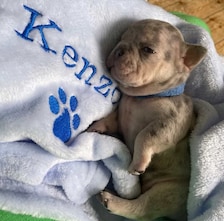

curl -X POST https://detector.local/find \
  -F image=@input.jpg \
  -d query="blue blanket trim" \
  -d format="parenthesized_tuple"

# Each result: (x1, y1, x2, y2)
(137, 83, 185, 98)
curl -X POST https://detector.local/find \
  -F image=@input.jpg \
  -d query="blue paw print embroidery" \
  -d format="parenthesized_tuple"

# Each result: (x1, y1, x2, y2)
(49, 88, 80, 143)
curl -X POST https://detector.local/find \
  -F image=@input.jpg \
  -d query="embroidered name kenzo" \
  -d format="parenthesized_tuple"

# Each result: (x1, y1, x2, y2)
(15, 5, 121, 104)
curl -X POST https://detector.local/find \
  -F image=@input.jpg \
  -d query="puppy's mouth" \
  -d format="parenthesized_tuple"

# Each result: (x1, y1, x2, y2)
(107, 51, 143, 88)
(118, 79, 138, 88)
(109, 66, 141, 88)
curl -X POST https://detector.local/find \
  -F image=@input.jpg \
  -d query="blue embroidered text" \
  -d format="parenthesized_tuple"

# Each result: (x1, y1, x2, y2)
(15, 5, 62, 54)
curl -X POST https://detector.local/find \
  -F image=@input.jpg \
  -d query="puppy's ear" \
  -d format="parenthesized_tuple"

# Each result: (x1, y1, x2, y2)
(183, 44, 207, 71)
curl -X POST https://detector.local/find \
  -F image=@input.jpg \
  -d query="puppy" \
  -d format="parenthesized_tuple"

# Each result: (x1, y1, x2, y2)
(88, 19, 207, 221)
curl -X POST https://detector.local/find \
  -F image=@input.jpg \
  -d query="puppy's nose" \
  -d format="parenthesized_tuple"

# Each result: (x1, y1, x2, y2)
(114, 48, 125, 58)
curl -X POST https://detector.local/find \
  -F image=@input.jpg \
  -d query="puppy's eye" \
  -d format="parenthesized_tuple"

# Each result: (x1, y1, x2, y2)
(142, 47, 156, 54)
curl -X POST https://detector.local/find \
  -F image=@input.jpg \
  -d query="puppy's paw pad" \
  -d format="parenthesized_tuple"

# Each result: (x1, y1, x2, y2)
(102, 198, 109, 208)
(128, 163, 146, 176)
(87, 122, 106, 134)
(100, 191, 114, 210)
(129, 170, 145, 176)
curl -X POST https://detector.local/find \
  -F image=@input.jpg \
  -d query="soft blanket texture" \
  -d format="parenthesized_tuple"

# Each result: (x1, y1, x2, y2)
(0, 0, 224, 221)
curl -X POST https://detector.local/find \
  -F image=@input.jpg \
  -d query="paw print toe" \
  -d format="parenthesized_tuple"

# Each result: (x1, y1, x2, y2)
(58, 87, 67, 104)
(49, 95, 60, 114)
(70, 96, 78, 112)
(72, 114, 80, 130)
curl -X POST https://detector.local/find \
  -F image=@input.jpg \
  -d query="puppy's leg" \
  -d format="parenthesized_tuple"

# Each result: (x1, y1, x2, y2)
(99, 190, 147, 220)
(128, 134, 154, 175)
(129, 118, 179, 175)
(87, 109, 118, 134)
(100, 181, 188, 221)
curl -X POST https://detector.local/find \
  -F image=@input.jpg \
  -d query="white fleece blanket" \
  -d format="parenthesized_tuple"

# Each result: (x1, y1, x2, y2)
(0, 0, 224, 221)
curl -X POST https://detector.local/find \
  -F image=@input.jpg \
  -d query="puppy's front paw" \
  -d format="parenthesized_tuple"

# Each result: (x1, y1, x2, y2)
(128, 149, 153, 175)
(128, 162, 147, 175)
(99, 191, 115, 211)
(87, 121, 106, 134)
(128, 167, 145, 175)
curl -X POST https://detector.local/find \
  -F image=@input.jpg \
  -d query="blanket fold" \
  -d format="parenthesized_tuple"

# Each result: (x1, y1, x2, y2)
(0, 0, 224, 221)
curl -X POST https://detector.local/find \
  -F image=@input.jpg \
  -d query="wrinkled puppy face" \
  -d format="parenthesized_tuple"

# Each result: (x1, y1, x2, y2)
(106, 19, 198, 93)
